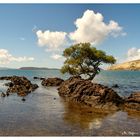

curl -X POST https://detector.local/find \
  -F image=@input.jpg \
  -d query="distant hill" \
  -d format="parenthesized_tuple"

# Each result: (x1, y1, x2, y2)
(0, 67, 13, 70)
(19, 67, 60, 70)
(108, 59, 140, 70)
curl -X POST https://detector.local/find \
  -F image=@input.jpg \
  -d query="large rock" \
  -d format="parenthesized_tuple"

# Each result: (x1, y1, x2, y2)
(0, 76, 38, 97)
(41, 77, 64, 87)
(58, 76, 123, 111)
(125, 92, 140, 103)
(124, 92, 140, 111)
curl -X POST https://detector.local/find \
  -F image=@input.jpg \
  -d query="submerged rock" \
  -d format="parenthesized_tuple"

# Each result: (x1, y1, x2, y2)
(112, 84, 119, 88)
(41, 77, 64, 87)
(22, 98, 26, 102)
(1, 92, 6, 97)
(58, 76, 123, 111)
(6, 92, 10, 96)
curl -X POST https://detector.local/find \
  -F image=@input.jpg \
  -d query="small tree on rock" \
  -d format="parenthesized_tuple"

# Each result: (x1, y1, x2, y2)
(61, 43, 116, 80)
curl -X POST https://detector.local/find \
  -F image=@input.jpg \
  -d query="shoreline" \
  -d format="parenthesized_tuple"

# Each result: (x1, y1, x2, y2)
(0, 74, 140, 136)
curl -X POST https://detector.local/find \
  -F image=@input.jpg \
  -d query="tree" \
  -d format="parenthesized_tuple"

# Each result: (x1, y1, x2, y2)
(61, 43, 116, 80)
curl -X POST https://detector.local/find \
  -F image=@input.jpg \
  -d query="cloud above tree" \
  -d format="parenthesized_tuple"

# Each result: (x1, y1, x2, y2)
(35, 9, 126, 61)
(69, 10, 125, 45)
(36, 30, 67, 52)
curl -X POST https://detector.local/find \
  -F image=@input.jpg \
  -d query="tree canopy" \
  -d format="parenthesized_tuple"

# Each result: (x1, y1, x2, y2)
(61, 43, 116, 80)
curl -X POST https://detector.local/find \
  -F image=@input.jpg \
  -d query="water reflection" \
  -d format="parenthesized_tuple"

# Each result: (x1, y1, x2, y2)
(62, 101, 114, 130)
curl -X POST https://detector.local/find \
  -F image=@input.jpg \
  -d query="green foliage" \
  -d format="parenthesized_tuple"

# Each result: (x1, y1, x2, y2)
(61, 43, 116, 80)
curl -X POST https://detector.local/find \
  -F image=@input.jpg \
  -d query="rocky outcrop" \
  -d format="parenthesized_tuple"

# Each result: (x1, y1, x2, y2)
(124, 92, 140, 111)
(0, 76, 38, 97)
(41, 77, 64, 87)
(58, 76, 123, 111)
(108, 59, 140, 70)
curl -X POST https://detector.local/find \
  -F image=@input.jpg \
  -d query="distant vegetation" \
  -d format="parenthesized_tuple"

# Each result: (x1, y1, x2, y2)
(61, 43, 116, 80)
(19, 67, 59, 70)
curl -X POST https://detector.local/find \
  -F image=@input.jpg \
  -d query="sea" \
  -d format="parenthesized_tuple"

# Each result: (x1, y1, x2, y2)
(0, 69, 140, 136)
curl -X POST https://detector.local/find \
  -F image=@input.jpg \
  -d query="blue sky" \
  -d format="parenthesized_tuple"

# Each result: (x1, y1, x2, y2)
(0, 4, 140, 68)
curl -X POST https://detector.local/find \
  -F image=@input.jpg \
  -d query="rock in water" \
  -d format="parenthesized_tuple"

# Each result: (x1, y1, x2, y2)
(0, 76, 39, 97)
(33, 77, 45, 80)
(41, 77, 64, 87)
(22, 98, 26, 102)
(58, 76, 123, 111)
(18, 91, 27, 97)
(126, 92, 140, 103)
(112, 84, 119, 88)
(1, 92, 6, 97)
(124, 92, 140, 111)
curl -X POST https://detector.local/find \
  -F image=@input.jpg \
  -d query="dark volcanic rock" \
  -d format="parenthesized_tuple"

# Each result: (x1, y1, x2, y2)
(0, 76, 39, 97)
(33, 77, 45, 80)
(58, 76, 123, 111)
(22, 98, 26, 102)
(41, 77, 64, 87)
(1, 92, 6, 97)
(112, 84, 119, 88)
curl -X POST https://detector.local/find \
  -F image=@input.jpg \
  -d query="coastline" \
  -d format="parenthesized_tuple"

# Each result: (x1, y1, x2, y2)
(0, 70, 140, 136)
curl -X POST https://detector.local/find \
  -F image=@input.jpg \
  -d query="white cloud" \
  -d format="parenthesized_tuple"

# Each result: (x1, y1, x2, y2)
(69, 10, 125, 45)
(127, 47, 140, 61)
(0, 49, 34, 64)
(36, 30, 67, 51)
(50, 54, 64, 60)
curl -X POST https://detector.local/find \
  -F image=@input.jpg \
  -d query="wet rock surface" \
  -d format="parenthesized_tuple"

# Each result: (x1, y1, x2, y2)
(112, 84, 119, 88)
(0, 75, 140, 112)
(58, 76, 124, 111)
(0, 76, 38, 97)
(41, 77, 64, 87)
(58, 76, 140, 112)
(124, 92, 140, 111)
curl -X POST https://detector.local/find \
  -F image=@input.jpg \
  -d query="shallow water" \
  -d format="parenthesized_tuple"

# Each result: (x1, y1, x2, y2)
(0, 70, 140, 136)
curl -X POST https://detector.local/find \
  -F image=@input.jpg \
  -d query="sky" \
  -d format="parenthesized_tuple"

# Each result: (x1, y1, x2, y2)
(0, 4, 140, 68)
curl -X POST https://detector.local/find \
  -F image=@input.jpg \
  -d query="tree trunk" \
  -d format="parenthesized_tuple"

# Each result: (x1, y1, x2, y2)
(88, 72, 96, 80)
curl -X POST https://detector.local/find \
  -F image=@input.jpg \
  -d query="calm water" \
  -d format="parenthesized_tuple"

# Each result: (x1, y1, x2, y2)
(0, 69, 140, 136)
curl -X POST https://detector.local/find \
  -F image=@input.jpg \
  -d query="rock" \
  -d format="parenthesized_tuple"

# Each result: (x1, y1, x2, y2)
(124, 92, 140, 111)
(41, 77, 64, 87)
(33, 77, 45, 80)
(6, 93, 9, 96)
(126, 92, 140, 103)
(22, 98, 26, 102)
(5, 82, 14, 87)
(0, 76, 39, 97)
(32, 84, 39, 91)
(33, 77, 39, 79)
(124, 102, 140, 111)
(58, 76, 123, 111)
(17, 91, 27, 97)
(1, 92, 6, 97)
(112, 84, 119, 88)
